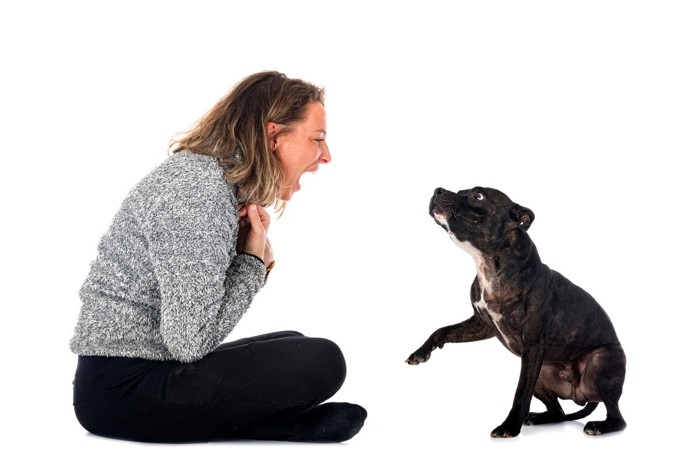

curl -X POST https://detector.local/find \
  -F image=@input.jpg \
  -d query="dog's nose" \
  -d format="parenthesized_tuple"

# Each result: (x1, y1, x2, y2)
(434, 187, 445, 196)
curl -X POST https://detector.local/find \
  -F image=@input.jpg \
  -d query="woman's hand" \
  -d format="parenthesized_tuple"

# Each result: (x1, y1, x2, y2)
(263, 236, 275, 269)
(237, 204, 273, 267)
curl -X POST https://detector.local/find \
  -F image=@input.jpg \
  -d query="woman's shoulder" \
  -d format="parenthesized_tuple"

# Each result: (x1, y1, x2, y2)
(129, 150, 238, 213)
(142, 150, 231, 191)
(156, 149, 224, 180)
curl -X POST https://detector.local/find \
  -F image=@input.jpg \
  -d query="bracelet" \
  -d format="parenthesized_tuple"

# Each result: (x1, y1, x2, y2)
(265, 260, 275, 280)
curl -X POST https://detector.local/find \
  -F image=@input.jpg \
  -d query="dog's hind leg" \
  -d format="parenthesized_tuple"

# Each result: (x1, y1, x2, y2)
(526, 397, 599, 425)
(525, 392, 565, 425)
(525, 363, 567, 425)
(581, 344, 627, 435)
(565, 402, 598, 420)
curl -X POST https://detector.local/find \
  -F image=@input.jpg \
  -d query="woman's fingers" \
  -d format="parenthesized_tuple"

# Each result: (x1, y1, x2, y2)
(241, 205, 268, 261)
(237, 204, 272, 265)
(247, 204, 263, 232)
(257, 205, 271, 231)
(264, 238, 275, 268)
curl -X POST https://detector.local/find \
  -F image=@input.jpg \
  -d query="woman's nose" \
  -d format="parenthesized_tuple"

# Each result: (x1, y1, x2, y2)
(320, 141, 332, 163)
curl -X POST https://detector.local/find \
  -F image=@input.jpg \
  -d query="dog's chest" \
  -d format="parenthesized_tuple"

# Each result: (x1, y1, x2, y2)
(450, 233, 523, 354)
(473, 275, 522, 355)
(473, 293, 521, 355)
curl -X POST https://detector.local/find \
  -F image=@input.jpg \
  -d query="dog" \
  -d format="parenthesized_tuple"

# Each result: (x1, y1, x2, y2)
(406, 187, 626, 437)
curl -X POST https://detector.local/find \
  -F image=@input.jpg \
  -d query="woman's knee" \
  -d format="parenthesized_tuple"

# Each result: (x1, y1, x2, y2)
(214, 335, 348, 405)
(74, 395, 122, 439)
(303, 337, 347, 394)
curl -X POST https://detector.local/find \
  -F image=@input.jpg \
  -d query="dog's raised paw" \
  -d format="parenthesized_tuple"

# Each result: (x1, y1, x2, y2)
(405, 351, 431, 365)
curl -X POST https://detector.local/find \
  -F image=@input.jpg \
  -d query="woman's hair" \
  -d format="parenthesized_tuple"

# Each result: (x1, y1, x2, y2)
(169, 71, 325, 209)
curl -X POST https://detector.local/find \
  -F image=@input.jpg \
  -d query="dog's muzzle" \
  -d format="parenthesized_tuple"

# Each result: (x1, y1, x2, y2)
(430, 187, 454, 217)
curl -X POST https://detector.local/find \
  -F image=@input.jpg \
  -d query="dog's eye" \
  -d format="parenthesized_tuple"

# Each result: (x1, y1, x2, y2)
(474, 192, 484, 201)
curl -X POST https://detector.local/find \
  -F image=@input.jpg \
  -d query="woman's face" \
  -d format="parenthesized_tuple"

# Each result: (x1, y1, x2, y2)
(268, 101, 332, 201)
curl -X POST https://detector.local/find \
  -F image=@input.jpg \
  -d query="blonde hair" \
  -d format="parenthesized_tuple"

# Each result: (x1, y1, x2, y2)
(169, 71, 325, 209)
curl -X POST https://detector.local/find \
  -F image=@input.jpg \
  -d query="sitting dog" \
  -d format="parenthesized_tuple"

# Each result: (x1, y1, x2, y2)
(406, 187, 626, 437)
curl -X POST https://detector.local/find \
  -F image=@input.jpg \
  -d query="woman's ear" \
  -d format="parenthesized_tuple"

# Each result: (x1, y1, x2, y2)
(266, 122, 279, 150)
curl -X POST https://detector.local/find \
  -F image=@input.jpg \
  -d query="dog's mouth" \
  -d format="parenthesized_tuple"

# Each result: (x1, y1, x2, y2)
(430, 188, 461, 234)
(429, 195, 442, 214)
(432, 211, 450, 230)
(430, 203, 451, 232)
(429, 196, 450, 216)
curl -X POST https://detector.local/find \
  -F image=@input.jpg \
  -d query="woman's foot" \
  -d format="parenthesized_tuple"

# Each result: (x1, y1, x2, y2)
(238, 402, 367, 443)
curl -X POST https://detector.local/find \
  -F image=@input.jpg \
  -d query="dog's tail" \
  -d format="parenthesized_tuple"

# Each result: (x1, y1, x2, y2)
(565, 402, 599, 421)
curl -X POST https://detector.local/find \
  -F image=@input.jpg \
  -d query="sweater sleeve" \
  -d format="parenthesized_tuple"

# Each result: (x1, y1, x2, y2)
(137, 163, 266, 363)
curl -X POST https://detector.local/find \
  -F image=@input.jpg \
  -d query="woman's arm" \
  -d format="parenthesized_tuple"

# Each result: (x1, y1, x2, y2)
(138, 161, 266, 362)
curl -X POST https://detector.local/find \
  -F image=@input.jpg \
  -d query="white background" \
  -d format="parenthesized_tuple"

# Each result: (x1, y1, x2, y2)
(2, 0, 698, 469)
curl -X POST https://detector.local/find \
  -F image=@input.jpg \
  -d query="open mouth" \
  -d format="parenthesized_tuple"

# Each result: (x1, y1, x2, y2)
(295, 166, 321, 192)
(432, 212, 451, 233)
(429, 197, 446, 215)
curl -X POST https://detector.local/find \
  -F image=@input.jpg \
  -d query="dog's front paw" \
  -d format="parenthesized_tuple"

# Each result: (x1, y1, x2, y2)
(406, 337, 445, 365)
(406, 349, 431, 365)
(490, 423, 521, 438)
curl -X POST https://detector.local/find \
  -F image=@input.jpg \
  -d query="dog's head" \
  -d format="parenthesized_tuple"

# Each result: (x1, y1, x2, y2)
(429, 187, 535, 256)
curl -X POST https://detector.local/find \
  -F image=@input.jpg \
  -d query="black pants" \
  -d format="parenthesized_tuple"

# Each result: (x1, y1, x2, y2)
(73, 331, 348, 442)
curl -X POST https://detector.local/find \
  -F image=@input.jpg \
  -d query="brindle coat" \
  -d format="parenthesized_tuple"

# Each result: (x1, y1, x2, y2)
(406, 187, 626, 437)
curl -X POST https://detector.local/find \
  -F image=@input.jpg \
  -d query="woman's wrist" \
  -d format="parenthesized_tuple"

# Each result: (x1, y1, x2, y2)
(241, 252, 264, 265)
(240, 252, 275, 280)
(265, 259, 275, 280)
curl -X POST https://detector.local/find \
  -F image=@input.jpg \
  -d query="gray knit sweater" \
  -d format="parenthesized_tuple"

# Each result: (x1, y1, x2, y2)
(70, 150, 266, 363)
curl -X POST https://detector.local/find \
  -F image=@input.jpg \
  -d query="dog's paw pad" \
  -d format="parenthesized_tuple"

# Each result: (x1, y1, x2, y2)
(584, 419, 626, 435)
(405, 351, 430, 365)
(490, 426, 518, 438)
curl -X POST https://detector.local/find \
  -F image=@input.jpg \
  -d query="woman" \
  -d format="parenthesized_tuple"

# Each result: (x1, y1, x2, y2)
(70, 71, 367, 443)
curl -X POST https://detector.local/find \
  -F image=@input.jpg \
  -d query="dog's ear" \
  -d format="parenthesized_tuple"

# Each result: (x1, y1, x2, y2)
(510, 204, 535, 231)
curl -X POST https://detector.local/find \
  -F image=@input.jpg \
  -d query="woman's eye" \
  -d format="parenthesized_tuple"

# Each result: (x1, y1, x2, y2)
(474, 192, 484, 201)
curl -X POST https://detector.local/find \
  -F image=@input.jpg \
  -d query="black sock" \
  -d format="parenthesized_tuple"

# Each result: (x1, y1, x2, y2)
(237, 402, 367, 443)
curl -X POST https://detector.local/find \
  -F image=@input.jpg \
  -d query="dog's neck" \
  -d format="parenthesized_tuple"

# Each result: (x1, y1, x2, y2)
(450, 233, 542, 299)
(449, 236, 497, 295)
